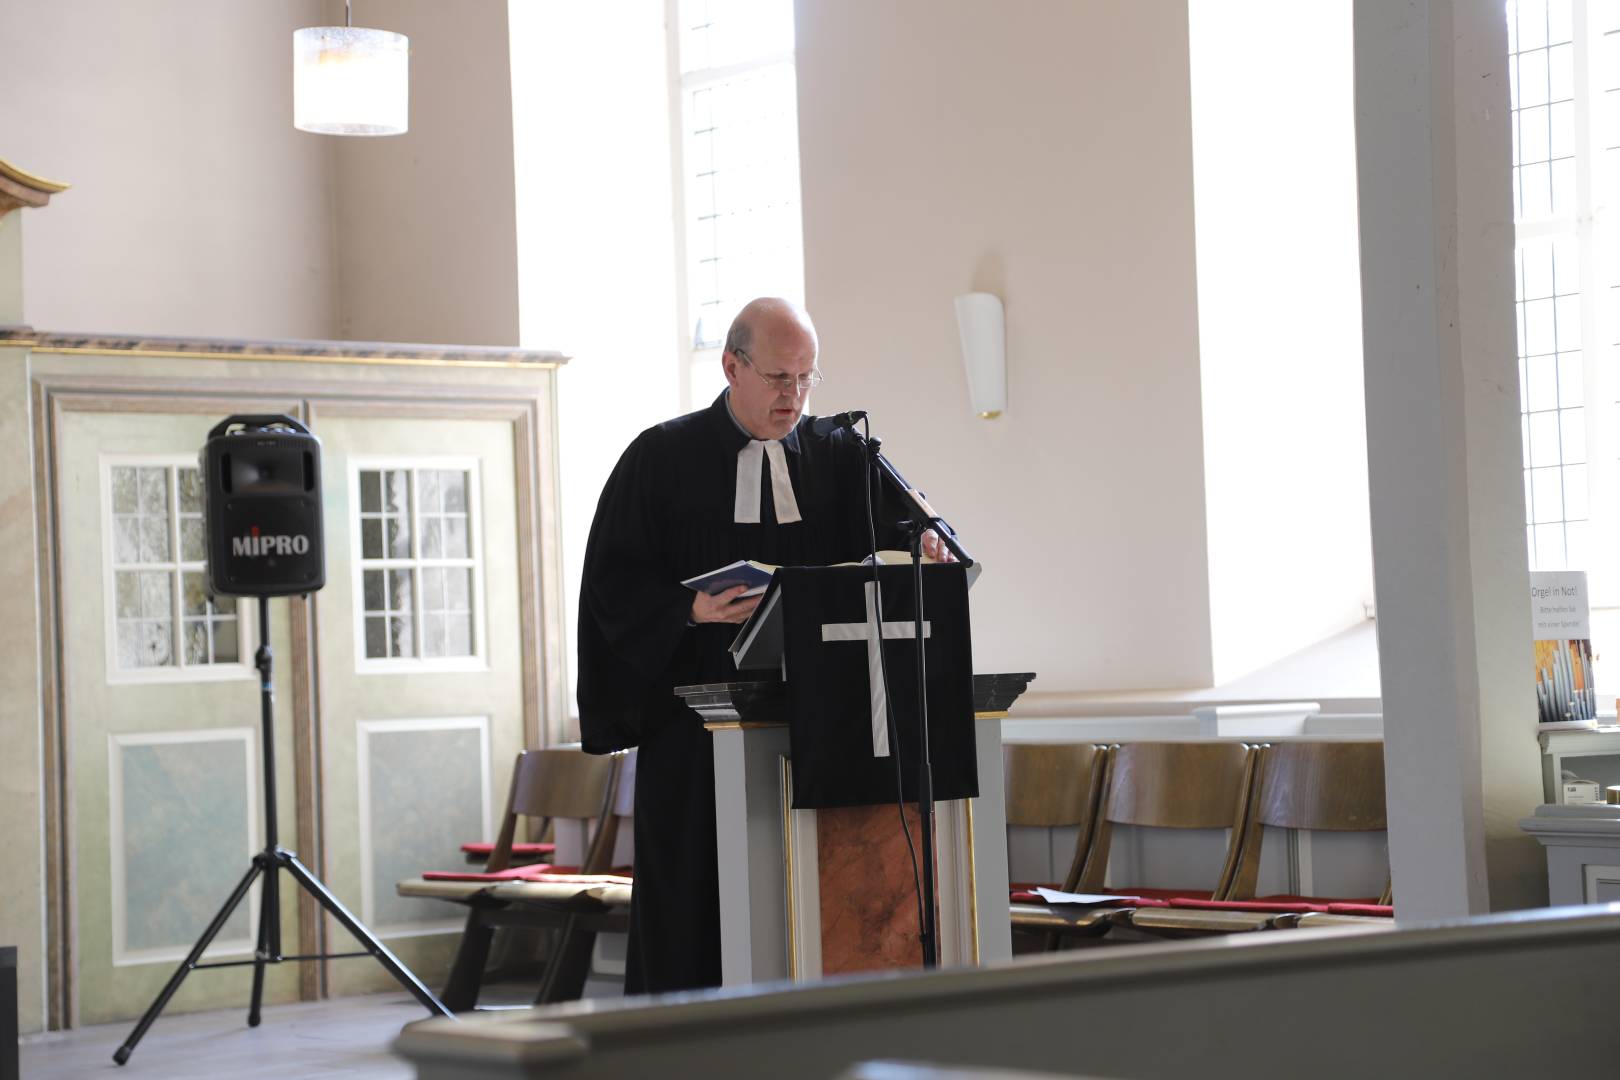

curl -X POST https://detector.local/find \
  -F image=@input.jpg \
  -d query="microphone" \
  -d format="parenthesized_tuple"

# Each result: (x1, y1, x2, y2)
(809, 410, 867, 437)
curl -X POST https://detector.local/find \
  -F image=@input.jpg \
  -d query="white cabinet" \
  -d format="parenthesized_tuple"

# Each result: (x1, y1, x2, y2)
(1538, 727, 1620, 803)
(1520, 804, 1620, 905)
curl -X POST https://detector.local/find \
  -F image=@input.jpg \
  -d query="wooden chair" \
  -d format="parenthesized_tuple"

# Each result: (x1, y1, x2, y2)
(1003, 743, 1110, 943)
(1229, 740, 1387, 900)
(483, 758, 636, 1002)
(1077, 741, 1258, 894)
(1136, 741, 1392, 934)
(1079, 741, 1262, 936)
(396, 748, 626, 1010)
(491, 748, 625, 875)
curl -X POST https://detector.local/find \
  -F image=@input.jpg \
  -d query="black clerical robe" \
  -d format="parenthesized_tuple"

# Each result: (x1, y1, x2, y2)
(577, 391, 895, 994)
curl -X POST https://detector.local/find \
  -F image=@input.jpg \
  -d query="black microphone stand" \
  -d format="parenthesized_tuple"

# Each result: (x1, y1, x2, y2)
(114, 599, 452, 1065)
(851, 428, 972, 969)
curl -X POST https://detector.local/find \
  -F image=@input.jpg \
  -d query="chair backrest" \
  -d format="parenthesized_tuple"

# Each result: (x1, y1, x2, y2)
(1227, 741, 1388, 900)
(1077, 741, 1260, 896)
(1252, 741, 1386, 830)
(1003, 743, 1106, 827)
(487, 749, 622, 873)
(1003, 743, 1108, 892)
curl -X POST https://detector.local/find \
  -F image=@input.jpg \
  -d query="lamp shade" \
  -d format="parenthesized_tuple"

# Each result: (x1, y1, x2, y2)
(293, 26, 409, 136)
(953, 292, 1006, 419)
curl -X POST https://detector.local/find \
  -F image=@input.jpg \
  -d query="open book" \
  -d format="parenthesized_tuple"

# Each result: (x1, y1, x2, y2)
(681, 559, 779, 598)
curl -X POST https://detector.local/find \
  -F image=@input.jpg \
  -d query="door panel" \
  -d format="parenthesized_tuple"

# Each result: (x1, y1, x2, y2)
(58, 411, 301, 1025)
(312, 415, 525, 996)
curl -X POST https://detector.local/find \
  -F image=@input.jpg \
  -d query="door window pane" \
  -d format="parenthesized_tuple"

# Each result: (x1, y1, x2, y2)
(106, 463, 241, 676)
(354, 466, 480, 665)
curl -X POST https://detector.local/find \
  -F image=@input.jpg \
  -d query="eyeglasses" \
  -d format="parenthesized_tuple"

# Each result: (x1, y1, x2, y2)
(735, 348, 823, 395)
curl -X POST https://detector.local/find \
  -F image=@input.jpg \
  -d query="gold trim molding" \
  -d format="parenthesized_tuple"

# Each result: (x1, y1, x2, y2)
(964, 799, 980, 964)
(1, 327, 568, 370)
(780, 755, 798, 981)
(0, 159, 69, 193)
(0, 157, 69, 221)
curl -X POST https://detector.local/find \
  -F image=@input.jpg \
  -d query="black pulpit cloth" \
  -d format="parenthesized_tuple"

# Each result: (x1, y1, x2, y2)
(779, 564, 978, 809)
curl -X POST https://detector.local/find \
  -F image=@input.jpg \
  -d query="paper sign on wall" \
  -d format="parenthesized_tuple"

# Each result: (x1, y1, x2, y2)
(1530, 570, 1596, 724)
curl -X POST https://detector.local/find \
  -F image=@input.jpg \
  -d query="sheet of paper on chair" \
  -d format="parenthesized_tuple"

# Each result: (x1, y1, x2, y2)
(1034, 887, 1137, 906)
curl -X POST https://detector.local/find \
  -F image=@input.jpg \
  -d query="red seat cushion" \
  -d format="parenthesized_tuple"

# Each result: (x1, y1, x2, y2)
(422, 863, 579, 882)
(1012, 889, 1071, 904)
(421, 864, 635, 885)
(1160, 897, 1333, 915)
(1110, 886, 1214, 902)
(1008, 885, 1389, 917)
(1326, 902, 1394, 917)
(1150, 895, 1387, 915)
(460, 841, 556, 857)
(1008, 885, 1171, 908)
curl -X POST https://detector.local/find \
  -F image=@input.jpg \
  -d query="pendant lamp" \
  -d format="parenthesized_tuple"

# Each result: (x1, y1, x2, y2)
(294, 1, 409, 136)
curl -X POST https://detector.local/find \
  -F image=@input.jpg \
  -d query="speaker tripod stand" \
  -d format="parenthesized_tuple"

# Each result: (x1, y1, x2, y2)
(115, 600, 451, 1065)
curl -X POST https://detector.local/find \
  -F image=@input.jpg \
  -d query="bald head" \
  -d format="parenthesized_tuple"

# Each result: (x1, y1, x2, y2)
(723, 297, 818, 360)
(721, 297, 821, 440)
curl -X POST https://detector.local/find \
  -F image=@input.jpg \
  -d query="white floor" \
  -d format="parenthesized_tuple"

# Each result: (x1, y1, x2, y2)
(20, 991, 428, 1079)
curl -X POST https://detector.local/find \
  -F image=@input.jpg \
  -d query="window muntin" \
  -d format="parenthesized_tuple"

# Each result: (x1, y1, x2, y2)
(1509, 0, 1619, 580)
(353, 463, 483, 670)
(104, 460, 247, 682)
(672, 0, 805, 402)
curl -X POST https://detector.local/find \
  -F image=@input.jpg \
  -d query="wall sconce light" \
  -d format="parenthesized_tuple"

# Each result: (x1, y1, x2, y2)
(954, 292, 1006, 419)
(294, 2, 409, 136)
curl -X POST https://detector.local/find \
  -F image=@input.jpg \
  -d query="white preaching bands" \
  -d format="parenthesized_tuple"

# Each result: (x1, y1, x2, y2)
(821, 580, 930, 758)
(734, 439, 802, 525)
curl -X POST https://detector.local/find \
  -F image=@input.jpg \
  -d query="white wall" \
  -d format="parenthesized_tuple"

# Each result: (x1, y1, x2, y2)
(508, 0, 683, 730)
(794, 0, 1214, 692)
(0, 0, 525, 347)
(333, 0, 521, 345)
(1188, 0, 1375, 685)
(0, 0, 335, 338)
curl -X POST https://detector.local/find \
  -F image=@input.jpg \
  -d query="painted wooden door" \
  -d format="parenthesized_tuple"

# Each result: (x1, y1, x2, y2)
(310, 413, 527, 997)
(57, 410, 302, 1025)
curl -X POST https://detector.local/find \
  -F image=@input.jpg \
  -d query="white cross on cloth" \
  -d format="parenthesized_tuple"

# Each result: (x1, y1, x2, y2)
(820, 580, 931, 757)
(734, 439, 802, 524)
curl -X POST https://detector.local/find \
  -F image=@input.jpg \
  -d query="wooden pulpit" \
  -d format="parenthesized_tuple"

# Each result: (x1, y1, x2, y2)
(677, 673, 1031, 985)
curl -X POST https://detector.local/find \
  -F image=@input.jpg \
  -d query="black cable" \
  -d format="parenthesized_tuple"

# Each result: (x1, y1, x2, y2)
(860, 417, 926, 946)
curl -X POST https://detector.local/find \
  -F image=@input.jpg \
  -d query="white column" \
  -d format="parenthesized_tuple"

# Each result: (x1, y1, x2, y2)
(1354, 0, 1547, 917)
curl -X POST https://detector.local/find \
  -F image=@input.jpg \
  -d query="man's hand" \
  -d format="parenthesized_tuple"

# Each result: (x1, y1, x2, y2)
(920, 529, 958, 563)
(691, 584, 762, 624)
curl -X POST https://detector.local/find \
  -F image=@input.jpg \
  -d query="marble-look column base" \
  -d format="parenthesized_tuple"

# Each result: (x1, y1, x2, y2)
(816, 804, 932, 975)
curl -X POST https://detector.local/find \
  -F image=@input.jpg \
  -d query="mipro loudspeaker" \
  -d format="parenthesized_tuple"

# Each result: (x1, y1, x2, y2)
(201, 415, 325, 597)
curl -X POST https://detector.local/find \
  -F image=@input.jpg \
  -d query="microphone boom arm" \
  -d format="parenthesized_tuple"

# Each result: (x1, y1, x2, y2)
(857, 433, 974, 567)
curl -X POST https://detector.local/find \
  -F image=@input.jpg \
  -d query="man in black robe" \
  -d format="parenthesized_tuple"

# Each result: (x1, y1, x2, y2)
(576, 298, 937, 993)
